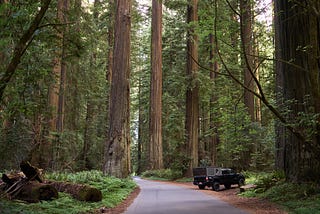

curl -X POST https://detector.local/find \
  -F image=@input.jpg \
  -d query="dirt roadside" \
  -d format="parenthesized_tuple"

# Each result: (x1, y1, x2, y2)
(167, 181, 288, 214)
(100, 180, 287, 214)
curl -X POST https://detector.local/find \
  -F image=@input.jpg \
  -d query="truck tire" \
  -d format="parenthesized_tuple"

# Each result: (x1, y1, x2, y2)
(224, 183, 231, 189)
(198, 185, 205, 189)
(212, 182, 220, 191)
(238, 178, 245, 187)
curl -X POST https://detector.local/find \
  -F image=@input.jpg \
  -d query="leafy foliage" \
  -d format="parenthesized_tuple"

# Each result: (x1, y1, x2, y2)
(240, 171, 320, 213)
(142, 169, 183, 180)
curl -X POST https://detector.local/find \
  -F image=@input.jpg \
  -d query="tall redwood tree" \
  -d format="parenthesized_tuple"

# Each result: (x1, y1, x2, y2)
(275, 0, 320, 181)
(149, 0, 163, 170)
(185, 0, 199, 176)
(240, 0, 255, 121)
(103, 0, 131, 178)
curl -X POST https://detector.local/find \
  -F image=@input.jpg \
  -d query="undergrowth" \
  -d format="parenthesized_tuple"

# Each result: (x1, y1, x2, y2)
(0, 170, 136, 214)
(240, 171, 320, 214)
(141, 169, 183, 181)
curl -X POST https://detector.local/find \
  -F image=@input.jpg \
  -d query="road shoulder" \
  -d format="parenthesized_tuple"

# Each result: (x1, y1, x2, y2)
(160, 181, 287, 214)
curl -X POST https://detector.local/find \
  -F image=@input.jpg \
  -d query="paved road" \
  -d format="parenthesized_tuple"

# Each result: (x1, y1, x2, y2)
(124, 177, 248, 214)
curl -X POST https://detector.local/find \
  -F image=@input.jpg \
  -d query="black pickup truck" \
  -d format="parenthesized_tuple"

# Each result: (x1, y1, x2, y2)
(193, 167, 245, 191)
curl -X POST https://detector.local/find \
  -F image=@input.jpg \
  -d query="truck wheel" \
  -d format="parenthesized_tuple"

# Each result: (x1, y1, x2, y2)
(198, 185, 205, 189)
(238, 178, 245, 187)
(224, 183, 231, 189)
(212, 182, 220, 191)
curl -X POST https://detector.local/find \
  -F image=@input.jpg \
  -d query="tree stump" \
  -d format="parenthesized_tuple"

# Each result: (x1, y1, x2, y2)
(20, 161, 43, 183)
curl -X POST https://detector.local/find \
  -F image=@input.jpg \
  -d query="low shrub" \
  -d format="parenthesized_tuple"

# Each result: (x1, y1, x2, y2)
(264, 182, 320, 202)
(141, 169, 182, 180)
(240, 171, 320, 214)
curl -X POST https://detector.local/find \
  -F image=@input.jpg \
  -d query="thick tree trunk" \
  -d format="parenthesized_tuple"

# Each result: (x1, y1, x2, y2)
(41, 0, 69, 170)
(209, 33, 218, 166)
(253, 34, 262, 123)
(103, 0, 131, 178)
(106, 0, 114, 83)
(149, 0, 163, 170)
(137, 77, 143, 175)
(240, 0, 255, 121)
(275, 0, 320, 182)
(185, 0, 199, 176)
(54, 0, 69, 168)
(64, 0, 82, 147)
(104, 0, 114, 147)
(81, 100, 96, 170)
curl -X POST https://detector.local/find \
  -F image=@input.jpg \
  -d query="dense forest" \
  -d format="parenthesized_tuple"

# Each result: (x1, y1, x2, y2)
(0, 0, 319, 183)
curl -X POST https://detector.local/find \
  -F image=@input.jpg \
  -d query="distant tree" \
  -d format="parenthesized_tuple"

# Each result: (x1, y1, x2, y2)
(103, 0, 131, 178)
(105, 0, 114, 139)
(149, 0, 163, 170)
(42, 0, 69, 170)
(185, 0, 199, 176)
(208, 32, 219, 166)
(106, 0, 114, 83)
(240, 0, 255, 121)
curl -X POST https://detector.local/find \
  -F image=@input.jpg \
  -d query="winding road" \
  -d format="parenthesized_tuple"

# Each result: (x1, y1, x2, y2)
(124, 177, 249, 214)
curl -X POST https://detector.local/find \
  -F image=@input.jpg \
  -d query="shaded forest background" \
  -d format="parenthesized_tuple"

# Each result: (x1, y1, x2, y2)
(0, 0, 319, 182)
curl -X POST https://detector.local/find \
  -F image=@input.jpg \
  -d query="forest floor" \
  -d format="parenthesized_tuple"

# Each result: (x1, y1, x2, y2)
(101, 180, 288, 214)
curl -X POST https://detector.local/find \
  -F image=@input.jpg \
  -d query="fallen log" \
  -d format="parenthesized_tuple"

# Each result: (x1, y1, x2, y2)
(0, 162, 55, 203)
(239, 184, 257, 193)
(1, 179, 58, 202)
(1, 172, 25, 187)
(1, 161, 101, 203)
(47, 181, 102, 202)
(11, 181, 58, 202)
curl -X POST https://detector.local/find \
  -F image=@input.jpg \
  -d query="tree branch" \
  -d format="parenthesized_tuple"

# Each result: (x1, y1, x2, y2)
(213, 0, 312, 148)
(0, 0, 52, 102)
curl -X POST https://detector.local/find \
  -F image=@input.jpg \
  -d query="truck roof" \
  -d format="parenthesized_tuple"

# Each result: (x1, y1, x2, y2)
(192, 167, 234, 176)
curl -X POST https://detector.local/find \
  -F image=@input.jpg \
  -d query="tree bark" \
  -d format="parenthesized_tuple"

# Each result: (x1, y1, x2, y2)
(48, 181, 102, 202)
(103, 0, 131, 178)
(209, 33, 218, 166)
(106, 0, 114, 83)
(149, 0, 163, 170)
(1, 166, 57, 203)
(81, 100, 96, 170)
(104, 0, 114, 146)
(185, 0, 199, 176)
(275, 0, 320, 182)
(137, 76, 143, 175)
(240, 0, 255, 121)
(9, 182, 58, 203)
